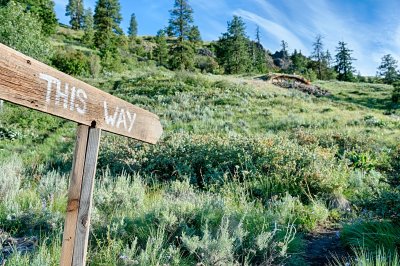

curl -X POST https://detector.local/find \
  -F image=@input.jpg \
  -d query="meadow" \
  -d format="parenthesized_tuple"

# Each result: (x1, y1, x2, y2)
(1, 66, 399, 265)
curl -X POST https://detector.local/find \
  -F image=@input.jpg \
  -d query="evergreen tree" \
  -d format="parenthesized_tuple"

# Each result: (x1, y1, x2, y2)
(324, 50, 332, 68)
(94, 0, 122, 53)
(272, 40, 291, 71)
(128, 13, 138, 38)
(216, 16, 251, 74)
(66, 0, 84, 29)
(188, 26, 201, 43)
(82, 8, 94, 46)
(334, 41, 356, 81)
(311, 35, 325, 79)
(167, 0, 197, 70)
(167, 0, 193, 40)
(253, 25, 267, 73)
(281, 40, 289, 58)
(154, 29, 169, 67)
(290, 49, 308, 74)
(377, 54, 399, 84)
(0, 0, 57, 35)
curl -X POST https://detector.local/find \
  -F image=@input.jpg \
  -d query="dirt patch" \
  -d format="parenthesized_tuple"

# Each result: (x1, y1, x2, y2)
(304, 228, 349, 266)
(0, 229, 38, 265)
(257, 74, 331, 97)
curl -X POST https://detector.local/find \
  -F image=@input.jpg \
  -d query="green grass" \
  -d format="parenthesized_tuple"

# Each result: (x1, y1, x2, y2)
(1, 65, 399, 264)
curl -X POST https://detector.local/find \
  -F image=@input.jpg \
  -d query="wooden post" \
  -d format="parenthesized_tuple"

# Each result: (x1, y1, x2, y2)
(0, 99, 3, 112)
(60, 125, 101, 266)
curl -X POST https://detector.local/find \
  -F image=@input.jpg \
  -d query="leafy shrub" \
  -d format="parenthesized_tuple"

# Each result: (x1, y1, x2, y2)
(195, 55, 220, 74)
(101, 50, 123, 73)
(0, 1, 52, 62)
(347, 151, 377, 172)
(0, 156, 22, 209)
(51, 50, 91, 76)
(0, 126, 21, 140)
(94, 172, 145, 216)
(100, 133, 349, 203)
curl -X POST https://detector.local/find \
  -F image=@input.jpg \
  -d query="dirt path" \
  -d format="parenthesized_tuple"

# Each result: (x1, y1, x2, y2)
(304, 228, 349, 266)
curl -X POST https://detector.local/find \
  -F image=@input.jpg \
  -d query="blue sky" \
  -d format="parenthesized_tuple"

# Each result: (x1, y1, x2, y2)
(53, 0, 400, 76)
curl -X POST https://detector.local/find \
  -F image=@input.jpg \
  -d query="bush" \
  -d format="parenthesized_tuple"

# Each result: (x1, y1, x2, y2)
(99, 133, 350, 207)
(0, 156, 22, 210)
(0, 1, 52, 62)
(51, 49, 91, 76)
(195, 55, 220, 74)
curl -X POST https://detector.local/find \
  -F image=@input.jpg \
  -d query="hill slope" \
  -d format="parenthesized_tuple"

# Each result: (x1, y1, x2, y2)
(1, 64, 400, 265)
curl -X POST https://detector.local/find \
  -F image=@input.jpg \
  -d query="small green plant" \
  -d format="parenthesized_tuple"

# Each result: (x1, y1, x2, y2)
(341, 220, 400, 252)
(331, 248, 399, 266)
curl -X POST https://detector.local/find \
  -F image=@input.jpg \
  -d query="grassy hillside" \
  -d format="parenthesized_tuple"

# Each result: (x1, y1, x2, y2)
(1, 36, 400, 264)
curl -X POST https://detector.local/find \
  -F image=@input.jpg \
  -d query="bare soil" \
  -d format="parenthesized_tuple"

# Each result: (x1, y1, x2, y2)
(303, 227, 349, 266)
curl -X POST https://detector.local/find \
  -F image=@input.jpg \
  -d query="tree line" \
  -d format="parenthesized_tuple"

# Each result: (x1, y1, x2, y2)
(0, 0, 399, 89)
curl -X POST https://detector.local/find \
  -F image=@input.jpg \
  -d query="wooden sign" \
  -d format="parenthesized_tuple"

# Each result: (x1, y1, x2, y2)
(0, 43, 163, 266)
(0, 43, 162, 144)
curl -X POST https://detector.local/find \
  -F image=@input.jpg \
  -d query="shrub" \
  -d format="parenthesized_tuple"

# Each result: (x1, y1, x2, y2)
(0, 156, 22, 210)
(0, 1, 52, 62)
(103, 133, 349, 203)
(195, 55, 219, 74)
(51, 50, 91, 76)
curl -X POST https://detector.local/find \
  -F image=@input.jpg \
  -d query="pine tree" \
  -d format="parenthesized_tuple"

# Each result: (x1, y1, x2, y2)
(274, 40, 291, 71)
(377, 54, 399, 84)
(324, 50, 332, 68)
(322, 49, 336, 80)
(128, 13, 138, 38)
(290, 50, 308, 74)
(167, 0, 197, 70)
(154, 29, 169, 67)
(253, 26, 267, 73)
(167, 0, 193, 40)
(82, 8, 94, 46)
(311, 35, 325, 79)
(94, 0, 122, 53)
(66, 0, 84, 30)
(216, 16, 251, 74)
(281, 40, 289, 58)
(334, 41, 356, 81)
(188, 26, 201, 43)
(0, 0, 58, 35)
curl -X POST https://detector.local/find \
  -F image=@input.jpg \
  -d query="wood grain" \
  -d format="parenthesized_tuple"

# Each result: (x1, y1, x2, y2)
(60, 125, 89, 266)
(72, 127, 101, 266)
(0, 43, 162, 144)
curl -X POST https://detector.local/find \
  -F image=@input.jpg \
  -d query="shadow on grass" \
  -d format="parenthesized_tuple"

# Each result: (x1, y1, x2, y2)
(328, 94, 397, 111)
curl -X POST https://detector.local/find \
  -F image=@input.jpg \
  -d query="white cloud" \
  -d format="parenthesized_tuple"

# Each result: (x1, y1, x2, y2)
(234, 9, 309, 54)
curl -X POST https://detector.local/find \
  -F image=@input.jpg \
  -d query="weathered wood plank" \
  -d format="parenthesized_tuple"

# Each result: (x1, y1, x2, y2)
(0, 43, 162, 144)
(72, 127, 101, 266)
(60, 125, 90, 266)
